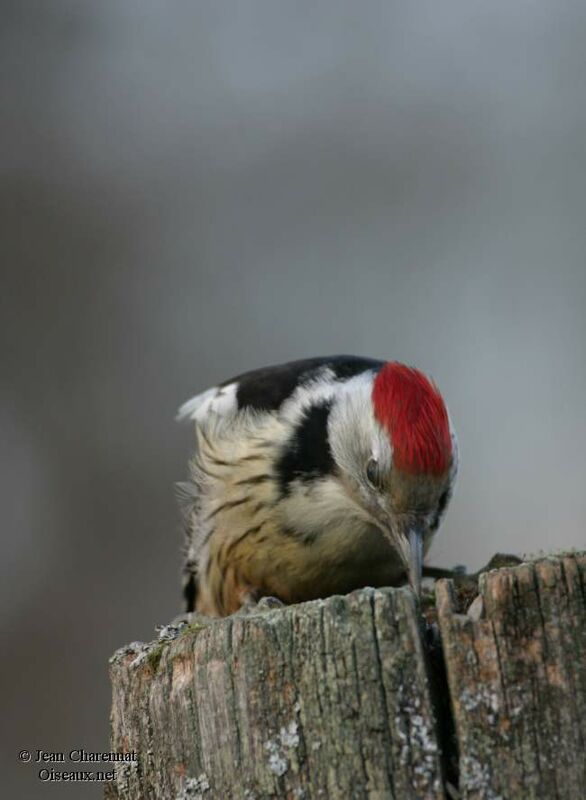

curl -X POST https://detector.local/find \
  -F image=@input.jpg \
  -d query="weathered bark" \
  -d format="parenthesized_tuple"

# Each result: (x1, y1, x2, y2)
(106, 552, 585, 800)
(106, 588, 444, 799)
(436, 553, 586, 800)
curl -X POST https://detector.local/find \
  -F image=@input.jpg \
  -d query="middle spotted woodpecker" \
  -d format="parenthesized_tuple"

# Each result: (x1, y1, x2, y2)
(177, 355, 458, 617)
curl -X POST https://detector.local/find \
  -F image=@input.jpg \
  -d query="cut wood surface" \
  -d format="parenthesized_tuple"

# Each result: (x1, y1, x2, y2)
(106, 552, 585, 800)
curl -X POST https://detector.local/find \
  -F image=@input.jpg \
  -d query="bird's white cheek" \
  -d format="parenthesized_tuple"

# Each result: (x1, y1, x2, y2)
(373, 493, 393, 522)
(280, 477, 371, 535)
(355, 484, 383, 520)
(354, 492, 393, 536)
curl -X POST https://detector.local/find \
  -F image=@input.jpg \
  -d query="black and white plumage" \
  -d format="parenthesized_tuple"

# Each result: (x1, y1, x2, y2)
(177, 356, 458, 617)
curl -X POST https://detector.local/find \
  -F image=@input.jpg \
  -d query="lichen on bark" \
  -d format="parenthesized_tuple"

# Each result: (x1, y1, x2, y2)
(106, 552, 585, 800)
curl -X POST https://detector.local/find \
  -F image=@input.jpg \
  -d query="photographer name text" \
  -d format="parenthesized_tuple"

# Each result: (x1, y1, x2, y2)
(34, 749, 137, 763)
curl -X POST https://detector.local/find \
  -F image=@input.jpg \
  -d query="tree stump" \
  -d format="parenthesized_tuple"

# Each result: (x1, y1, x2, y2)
(106, 552, 585, 799)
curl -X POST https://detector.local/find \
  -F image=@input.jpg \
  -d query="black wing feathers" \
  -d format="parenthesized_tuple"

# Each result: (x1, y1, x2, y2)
(222, 355, 383, 412)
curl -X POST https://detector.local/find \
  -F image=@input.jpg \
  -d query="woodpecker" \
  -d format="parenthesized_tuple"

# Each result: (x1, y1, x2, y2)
(177, 356, 458, 617)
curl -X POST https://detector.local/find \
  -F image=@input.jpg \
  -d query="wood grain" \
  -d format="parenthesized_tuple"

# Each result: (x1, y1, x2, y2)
(106, 552, 585, 800)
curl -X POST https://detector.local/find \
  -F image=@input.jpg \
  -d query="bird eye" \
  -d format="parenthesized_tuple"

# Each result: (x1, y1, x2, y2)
(366, 458, 382, 488)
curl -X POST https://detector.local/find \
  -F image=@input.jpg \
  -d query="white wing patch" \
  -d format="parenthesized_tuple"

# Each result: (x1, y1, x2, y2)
(176, 382, 238, 422)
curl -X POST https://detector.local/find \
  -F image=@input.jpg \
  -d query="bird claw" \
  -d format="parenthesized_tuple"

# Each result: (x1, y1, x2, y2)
(256, 595, 285, 611)
(235, 594, 285, 616)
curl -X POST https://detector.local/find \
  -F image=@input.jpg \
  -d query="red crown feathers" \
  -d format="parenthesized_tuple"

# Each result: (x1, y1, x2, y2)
(372, 362, 452, 475)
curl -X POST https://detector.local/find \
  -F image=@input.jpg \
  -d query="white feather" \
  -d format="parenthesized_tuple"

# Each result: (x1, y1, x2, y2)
(176, 383, 238, 422)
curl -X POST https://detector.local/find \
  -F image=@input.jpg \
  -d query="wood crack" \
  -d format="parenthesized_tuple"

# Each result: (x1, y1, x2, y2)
(106, 551, 585, 800)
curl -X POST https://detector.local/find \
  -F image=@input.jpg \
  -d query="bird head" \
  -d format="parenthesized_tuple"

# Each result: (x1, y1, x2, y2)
(329, 362, 458, 595)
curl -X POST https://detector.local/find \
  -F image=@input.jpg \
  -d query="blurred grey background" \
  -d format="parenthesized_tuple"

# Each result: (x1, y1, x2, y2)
(2, 1, 585, 797)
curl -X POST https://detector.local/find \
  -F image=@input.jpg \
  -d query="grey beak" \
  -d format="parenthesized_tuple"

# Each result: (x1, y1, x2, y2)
(407, 527, 424, 596)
